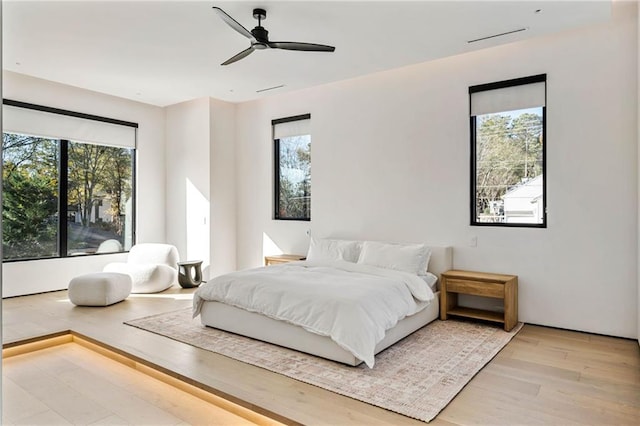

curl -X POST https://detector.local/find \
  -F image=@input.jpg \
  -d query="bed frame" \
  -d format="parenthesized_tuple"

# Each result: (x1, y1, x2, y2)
(200, 246, 453, 366)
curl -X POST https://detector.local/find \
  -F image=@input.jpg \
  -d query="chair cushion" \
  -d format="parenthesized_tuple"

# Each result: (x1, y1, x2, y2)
(103, 263, 177, 294)
(68, 272, 132, 306)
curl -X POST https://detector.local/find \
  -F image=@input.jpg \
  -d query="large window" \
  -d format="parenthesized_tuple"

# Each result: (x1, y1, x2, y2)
(2, 100, 137, 261)
(273, 114, 311, 221)
(470, 74, 546, 227)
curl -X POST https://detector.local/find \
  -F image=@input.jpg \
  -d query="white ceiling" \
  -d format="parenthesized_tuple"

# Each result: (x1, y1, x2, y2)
(2, 1, 611, 106)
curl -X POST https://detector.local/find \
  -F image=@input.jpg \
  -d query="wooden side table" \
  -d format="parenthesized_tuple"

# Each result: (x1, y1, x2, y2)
(440, 270, 518, 331)
(264, 254, 306, 266)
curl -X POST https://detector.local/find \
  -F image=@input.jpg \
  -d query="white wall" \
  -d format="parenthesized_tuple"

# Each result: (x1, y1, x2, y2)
(2, 71, 167, 297)
(165, 97, 237, 280)
(165, 98, 211, 275)
(637, 0, 640, 345)
(235, 2, 638, 338)
(210, 98, 237, 278)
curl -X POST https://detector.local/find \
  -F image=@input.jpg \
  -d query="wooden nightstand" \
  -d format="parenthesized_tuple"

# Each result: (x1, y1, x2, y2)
(440, 270, 518, 331)
(264, 254, 306, 266)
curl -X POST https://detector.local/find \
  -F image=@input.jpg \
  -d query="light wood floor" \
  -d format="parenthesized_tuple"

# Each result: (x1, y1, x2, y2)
(3, 288, 640, 425)
(3, 341, 273, 425)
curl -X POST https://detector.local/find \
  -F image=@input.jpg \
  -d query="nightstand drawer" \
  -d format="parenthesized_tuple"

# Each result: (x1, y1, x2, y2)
(446, 279, 504, 298)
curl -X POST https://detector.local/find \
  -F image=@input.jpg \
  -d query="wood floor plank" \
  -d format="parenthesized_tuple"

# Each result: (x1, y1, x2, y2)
(566, 348, 640, 369)
(530, 390, 637, 425)
(492, 357, 582, 382)
(581, 363, 640, 386)
(469, 369, 541, 397)
(86, 414, 129, 425)
(1, 376, 51, 424)
(439, 385, 582, 426)
(538, 385, 640, 424)
(523, 325, 592, 342)
(11, 408, 73, 426)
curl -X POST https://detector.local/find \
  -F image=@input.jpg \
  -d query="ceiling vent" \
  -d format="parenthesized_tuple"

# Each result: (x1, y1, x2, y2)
(467, 27, 528, 44)
(256, 84, 285, 93)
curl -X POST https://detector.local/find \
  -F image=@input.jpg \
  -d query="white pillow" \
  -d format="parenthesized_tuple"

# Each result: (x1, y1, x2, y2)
(357, 241, 431, 275)
(306, 237, 361, 263)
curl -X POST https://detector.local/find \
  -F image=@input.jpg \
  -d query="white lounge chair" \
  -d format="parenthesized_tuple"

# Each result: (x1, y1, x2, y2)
(103, 243, 179, 293)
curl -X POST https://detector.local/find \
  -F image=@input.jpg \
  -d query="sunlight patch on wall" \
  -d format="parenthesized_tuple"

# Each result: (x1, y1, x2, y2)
(262, 233, 283, 258)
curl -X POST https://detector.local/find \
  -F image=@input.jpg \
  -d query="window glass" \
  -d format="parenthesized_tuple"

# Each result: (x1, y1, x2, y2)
(2, 133, 59, 260)
(275, 134, 311, 220)
(67, 141, 133, 255)
(474, 107, 544, 224)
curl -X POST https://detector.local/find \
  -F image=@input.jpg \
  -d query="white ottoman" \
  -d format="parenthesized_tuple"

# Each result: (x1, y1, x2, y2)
(68, 272, 132, 306)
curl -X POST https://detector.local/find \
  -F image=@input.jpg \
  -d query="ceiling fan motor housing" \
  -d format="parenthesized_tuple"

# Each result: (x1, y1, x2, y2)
(251, 26, 269, 44)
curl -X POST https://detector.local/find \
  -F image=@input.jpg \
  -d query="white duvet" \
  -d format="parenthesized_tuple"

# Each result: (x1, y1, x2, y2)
(192, 260, 434, 368)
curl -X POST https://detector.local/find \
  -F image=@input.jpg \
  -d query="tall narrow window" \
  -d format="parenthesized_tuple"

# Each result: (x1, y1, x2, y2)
(470, 74, 546, 227)
(273, 114, 311, 221)
(2, 100, 137, 261)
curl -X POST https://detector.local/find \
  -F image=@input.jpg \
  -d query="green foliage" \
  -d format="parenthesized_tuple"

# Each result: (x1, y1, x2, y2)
(2, 133, 59, 259)
(2, 165, 58, 259)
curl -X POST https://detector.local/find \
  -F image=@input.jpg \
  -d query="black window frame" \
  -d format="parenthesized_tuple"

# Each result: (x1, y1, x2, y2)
(2, 99, 138, 262)
(469, 74, 547, 228)
(272, 113, 311, 221)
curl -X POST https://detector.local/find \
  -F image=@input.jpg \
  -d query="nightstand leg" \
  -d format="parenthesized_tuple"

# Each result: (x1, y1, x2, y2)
(503, 279, 518, 331)
(441, 291, 457, 321)
(440, 290, 448, 320)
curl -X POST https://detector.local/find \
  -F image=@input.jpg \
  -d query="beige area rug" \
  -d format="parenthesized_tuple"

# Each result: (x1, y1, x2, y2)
(125, 309, 522, 422)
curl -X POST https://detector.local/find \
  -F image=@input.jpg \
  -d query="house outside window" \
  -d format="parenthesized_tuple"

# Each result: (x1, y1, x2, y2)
(2, 100, 137, 261)
(273, 114, 311, 221)
(469, 74, 547, 227)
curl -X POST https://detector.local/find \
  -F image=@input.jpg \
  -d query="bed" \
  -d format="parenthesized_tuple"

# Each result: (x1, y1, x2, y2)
(193, 240, 452, 367)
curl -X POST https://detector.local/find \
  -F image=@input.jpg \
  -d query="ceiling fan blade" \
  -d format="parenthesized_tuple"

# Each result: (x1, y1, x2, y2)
(221, 46, 255, 66)
(212, 7, 255, 41)
(268, 41, 335, 52)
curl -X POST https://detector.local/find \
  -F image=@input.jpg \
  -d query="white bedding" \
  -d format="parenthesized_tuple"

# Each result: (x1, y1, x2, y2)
(193, 260, 435, 367)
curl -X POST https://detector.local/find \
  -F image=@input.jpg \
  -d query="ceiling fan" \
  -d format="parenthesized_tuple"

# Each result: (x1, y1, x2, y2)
(212, 6, 336, 66)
